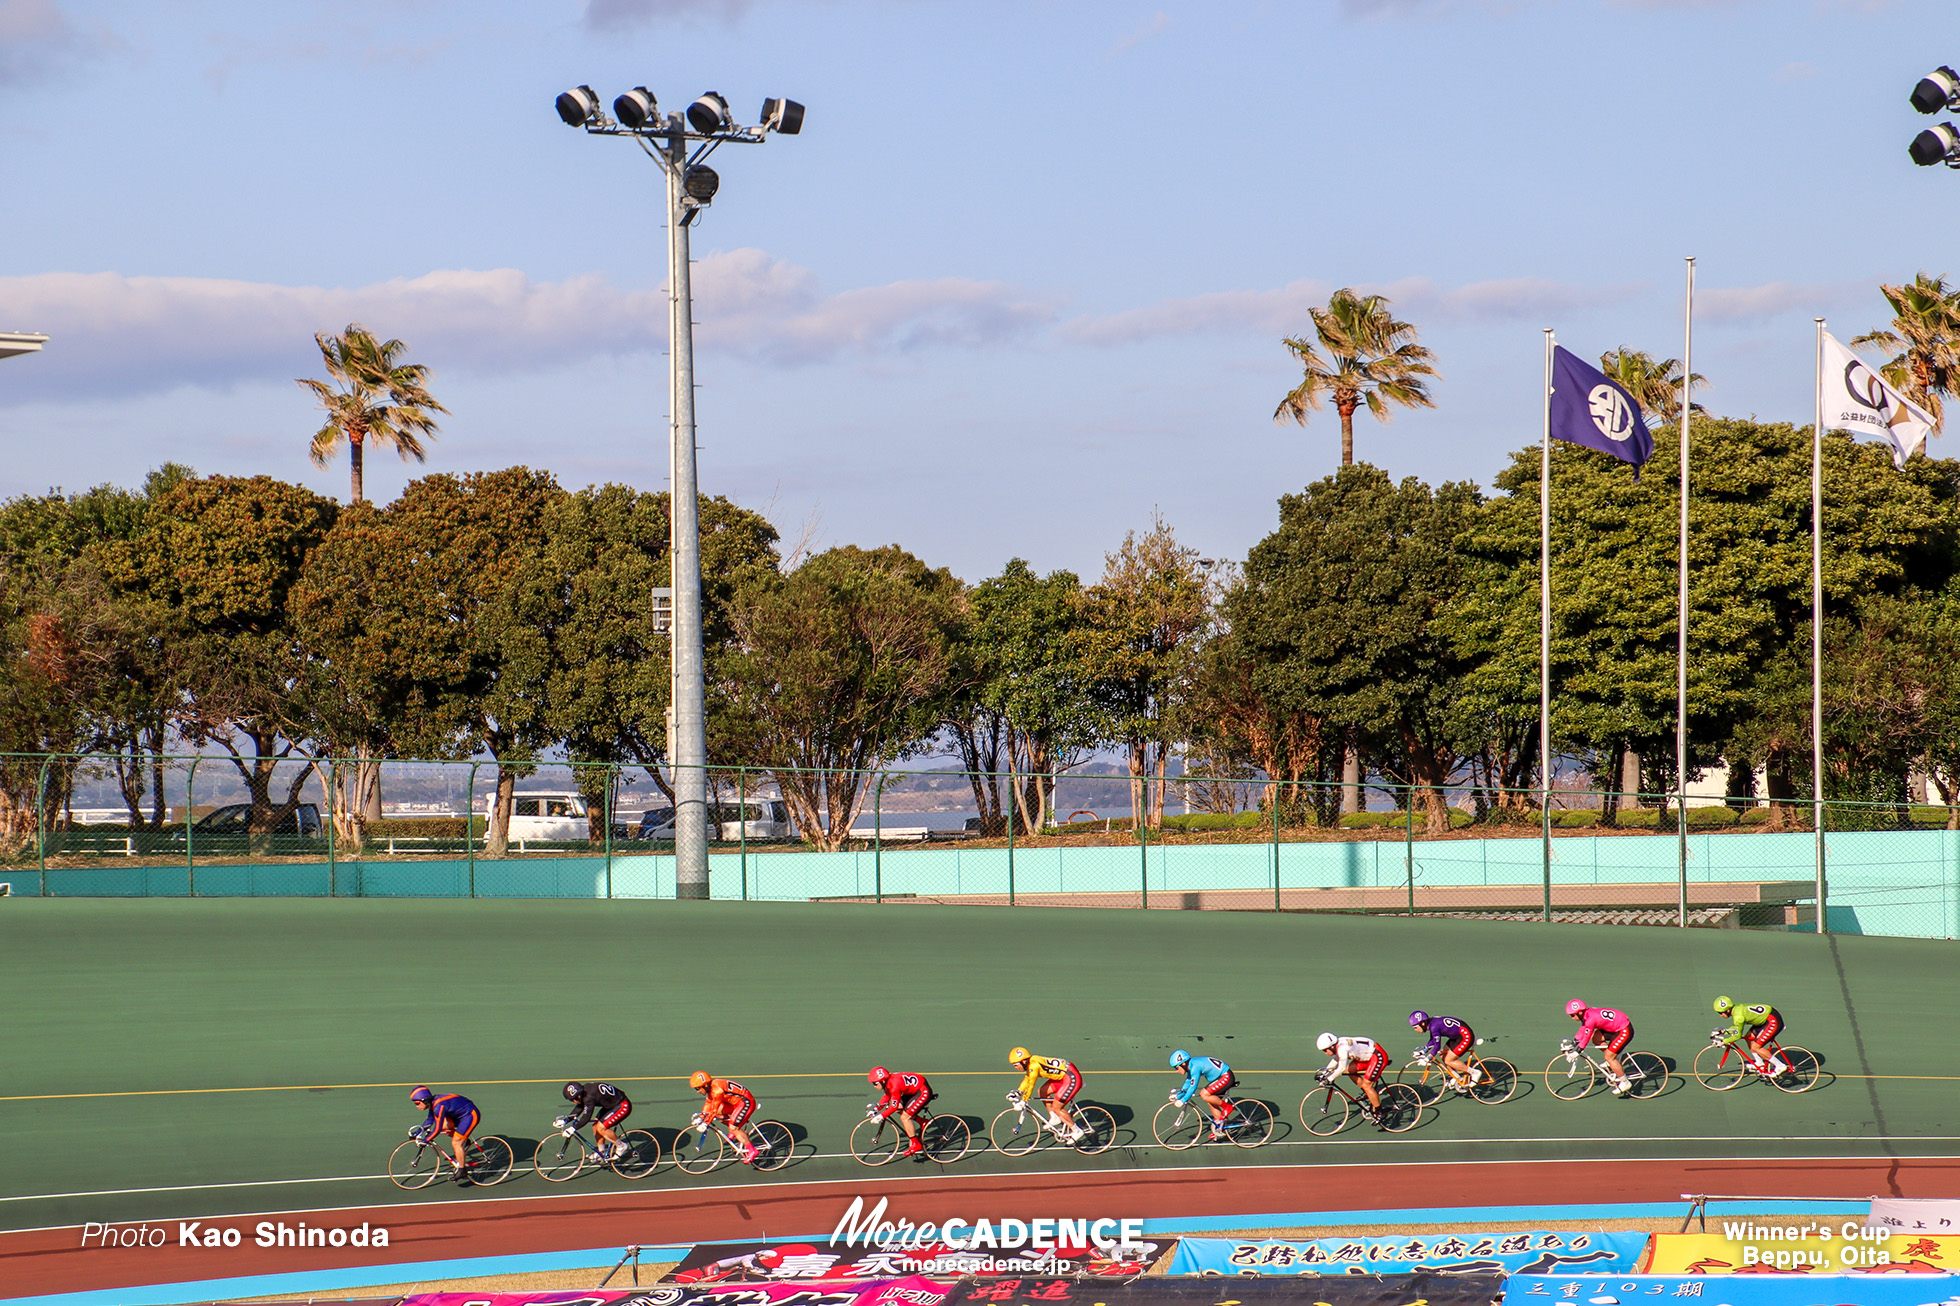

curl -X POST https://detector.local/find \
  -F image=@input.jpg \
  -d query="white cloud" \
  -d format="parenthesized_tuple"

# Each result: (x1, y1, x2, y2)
(582, 0, 754, 30)
(0, 254, 1057, 403)
(1698, 280, 1859, 322)
(1112, 10, 1170, 53)
(0, 0, 89, 85)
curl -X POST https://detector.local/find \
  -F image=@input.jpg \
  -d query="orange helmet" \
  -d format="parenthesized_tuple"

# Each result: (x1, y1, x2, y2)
(689, 1070, 712, 1091)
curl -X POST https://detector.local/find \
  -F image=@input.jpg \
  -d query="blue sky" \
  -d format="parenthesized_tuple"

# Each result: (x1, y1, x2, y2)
(0, 0, 1951, 583)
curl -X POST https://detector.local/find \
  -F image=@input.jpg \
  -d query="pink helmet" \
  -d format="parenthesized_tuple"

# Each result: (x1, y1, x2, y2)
(1565, 999, 1587, 1017)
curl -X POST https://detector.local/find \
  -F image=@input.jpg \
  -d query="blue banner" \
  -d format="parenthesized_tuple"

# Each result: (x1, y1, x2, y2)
(1550, 344, 1654, 471)
(1169, 1231, 1649, 1277)
(1504, 1273, 1960, 1304)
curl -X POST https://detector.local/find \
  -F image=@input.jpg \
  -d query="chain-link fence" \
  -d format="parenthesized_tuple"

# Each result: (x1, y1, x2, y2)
(2, 753, 1954, 941)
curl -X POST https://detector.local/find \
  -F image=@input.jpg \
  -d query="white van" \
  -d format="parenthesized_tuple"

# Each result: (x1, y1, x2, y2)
(637, 797, 794, 841)
(506, 792, 591, 842)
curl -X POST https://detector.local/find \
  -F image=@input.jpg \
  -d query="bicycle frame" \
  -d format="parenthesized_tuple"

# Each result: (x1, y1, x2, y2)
(1306, 1073, 1378, 1115)
(1001, 1097, 1073, 1141)
(1404, 1049, 1482, 1092)
(1707, 1034, 1784, 1072)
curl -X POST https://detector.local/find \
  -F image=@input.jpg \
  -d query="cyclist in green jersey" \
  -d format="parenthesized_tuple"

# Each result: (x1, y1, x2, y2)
(1713, 996, 1788, 1077)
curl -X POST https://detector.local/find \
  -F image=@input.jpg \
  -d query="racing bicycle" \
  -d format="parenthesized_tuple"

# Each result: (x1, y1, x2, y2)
(1692, 1031, 1819, 1093)
(672, 1113, 794, 1175)
(1151, 1090, 1275, 1150)
(1544, 1037, 1667, 1100)
(387, 1129, 516, 1190)
(1398, 1044, 1518, 1105)
(848, 1102, 972, 1166)
(1299, 1072, 1423, 1135)
(532, 1114, 662, 1181)
(989, 1092, 1116, 1157)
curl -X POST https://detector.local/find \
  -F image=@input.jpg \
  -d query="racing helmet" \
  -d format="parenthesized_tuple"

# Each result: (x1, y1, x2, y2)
(1713, 995, 1734, 1015)
(1566, 999, 1588, 1017)
(1408, 1010, 1430, 1028)
(1008, 1046, 1031, 1066)
(1169, 1050, 1190, 1069)
(562, 1082, 582, 1101)
(689, 1070, 712, 1091)
(1315, 1032, 1338, 1054)
(868, 1067, 890, 1085)
(409, 1085, 434, 1105)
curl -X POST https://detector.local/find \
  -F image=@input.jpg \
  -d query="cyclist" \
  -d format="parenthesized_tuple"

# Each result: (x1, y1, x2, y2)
(1712, 996, 1790, 1078)
(690, 1071, 760, 1165)
(868, 1067, 935, 1158)
(409, 1085, 481, 1180)
(1409, 1011, 1483, 1090)
(1168, 1049, 1235, 1139)
(562, 1081, 632, 1163)
(1008, 1047, 1084, 1143)
(1566, 999, 1635, 1096)
(1315, 1032, 1389, 1123)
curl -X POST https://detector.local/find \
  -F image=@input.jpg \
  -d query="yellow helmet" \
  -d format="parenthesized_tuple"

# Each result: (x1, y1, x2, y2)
(688, 1070, 712, 1091)
(1008, 1046, 1031, 1066)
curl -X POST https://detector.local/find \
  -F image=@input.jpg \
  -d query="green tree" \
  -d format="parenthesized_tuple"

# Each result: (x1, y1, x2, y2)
(1274, 289, 1438, 467)
(1852, 273, 1960, 428)
(1598, 347, 1707, 428)
(298, 324, 447, 505)
(724, 545, 961, 851)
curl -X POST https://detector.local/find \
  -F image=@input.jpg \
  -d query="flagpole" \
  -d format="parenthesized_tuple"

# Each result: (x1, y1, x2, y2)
(1541, 328, 1554, 925)
(1813, 317, 1828, 936)
(1676, 256, 1694, 929)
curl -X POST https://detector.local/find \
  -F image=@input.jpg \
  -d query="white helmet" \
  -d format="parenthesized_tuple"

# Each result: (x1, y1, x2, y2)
(1315, 1032, 1338, 1054)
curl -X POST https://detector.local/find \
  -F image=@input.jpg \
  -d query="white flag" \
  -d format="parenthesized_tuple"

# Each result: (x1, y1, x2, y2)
(1820, 332, 1938, 469)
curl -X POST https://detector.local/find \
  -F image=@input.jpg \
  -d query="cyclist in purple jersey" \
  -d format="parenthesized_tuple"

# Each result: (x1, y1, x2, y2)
(1410, 1012, 1483, 1089)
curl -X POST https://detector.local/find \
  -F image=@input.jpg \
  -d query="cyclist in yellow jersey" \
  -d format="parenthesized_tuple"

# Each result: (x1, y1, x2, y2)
(1008, 1047, 1083, 1142)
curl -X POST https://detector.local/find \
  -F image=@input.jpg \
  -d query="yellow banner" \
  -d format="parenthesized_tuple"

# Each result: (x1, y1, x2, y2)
(1644, 1229, 1960, 1275)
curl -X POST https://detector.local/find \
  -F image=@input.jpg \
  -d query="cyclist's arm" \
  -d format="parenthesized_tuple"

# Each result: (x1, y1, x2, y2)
(1173, 1069, 1197, 1104)
(1014, 1066, 1043, 1100)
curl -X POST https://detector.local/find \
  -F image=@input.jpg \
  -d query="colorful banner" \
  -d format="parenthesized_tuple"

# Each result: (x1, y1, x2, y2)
(402, 1276, 959, 1306)
(662, 1239, 1171, 1281)
(1869, 1199, 1960, 1234)
(948, 1275, 1507, 1306)
(1643, 1232, 1960, 1275)
(1169, 1231, 1650, 1276)
(1507, 1274, 1960, 1304)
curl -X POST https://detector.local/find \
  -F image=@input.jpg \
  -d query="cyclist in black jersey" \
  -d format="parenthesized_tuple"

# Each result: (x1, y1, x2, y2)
(562, 1081, 632, 1162)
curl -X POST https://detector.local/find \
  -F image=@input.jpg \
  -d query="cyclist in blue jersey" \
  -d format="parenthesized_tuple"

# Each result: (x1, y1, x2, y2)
(409, 1086, 482, 1180)
(1169, 1049, 1237, 1139)
(1409, 1011, 1484, 1091)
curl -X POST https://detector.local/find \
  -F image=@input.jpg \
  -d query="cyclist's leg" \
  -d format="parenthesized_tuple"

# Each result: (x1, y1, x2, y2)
(449, 1111, 478, 1169)
(1603, 1028, 1632, 1084)
(1443, 1029, 1476, 1084)
(900, 1090, 928, 1140)
(1353, 1050, 1385, 1112)
(1201, 1069, 1235, 1122)
(596, 1098, 630, 1157)
(1051, 1066, 1082, 1129)
(726, 1098, 757, 1157)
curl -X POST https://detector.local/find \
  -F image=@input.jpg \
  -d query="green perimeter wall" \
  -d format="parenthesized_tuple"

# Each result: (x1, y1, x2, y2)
(4, 828, 1957, 939)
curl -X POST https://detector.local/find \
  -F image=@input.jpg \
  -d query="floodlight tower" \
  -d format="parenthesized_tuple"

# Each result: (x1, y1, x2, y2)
(1908, 65, 1960, 167)
(556, 84, 803, 899)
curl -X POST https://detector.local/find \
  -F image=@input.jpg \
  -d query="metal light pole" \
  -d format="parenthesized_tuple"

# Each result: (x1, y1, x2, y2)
(557, 85, 802, 899)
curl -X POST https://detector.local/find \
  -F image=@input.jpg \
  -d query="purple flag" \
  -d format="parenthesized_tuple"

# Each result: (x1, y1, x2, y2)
(1549, 345, 1653, 472)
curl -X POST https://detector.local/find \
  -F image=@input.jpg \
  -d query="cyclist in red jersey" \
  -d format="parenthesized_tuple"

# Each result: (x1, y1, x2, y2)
(867, 1067, 935, 1157)
(1567, 1000, 1636, 1095)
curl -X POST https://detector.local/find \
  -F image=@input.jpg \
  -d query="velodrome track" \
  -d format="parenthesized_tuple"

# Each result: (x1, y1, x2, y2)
(0, 899, 1954, 1294)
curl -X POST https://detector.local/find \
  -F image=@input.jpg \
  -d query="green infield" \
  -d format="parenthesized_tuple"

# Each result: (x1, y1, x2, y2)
(0, 898, 1950, 1231)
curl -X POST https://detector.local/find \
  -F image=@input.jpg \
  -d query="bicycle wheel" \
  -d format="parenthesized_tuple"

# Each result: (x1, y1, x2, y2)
(749, 1120, 793, 1172)
(388, 1139, 441, 1190)
(465, 1136, 515, 1186)
(1153, 1101, 1205, 1151)
(1624, 1051, 1667, 1099)
(610, 1130, 660, 1179)
(1544, 1053, 1597, 1100)
(1302, 1088, 1354, 1136)
(1694, 1043, 1747, 1091)
(673, 1123, 727, 1174)
(1470, 1057, 1517, 1105)
(533, 1132, 589, 1182)
(1225, 1098, 1275, 1149)
(1071, 1105, 1116, 1155)
(922, 1114, 971, 1164)
(850, 1115, 902, 1167)
(990, 1107, 1042, 1157)
(1376, 1082, 1423, 1133)
(1772, 1046, 1820, 1094)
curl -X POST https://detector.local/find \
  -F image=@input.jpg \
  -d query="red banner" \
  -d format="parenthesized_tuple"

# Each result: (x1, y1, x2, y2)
(401, 1274, 960, 1306)
(663, 1240, 1170, 1281)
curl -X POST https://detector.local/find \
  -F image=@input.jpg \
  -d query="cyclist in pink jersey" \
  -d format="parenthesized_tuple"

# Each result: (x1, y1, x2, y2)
(1566, 999, 1635, 1096)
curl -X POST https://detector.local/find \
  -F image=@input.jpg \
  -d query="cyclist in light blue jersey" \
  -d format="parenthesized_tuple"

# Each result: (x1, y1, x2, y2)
(1169, 1049, 1237, 1139)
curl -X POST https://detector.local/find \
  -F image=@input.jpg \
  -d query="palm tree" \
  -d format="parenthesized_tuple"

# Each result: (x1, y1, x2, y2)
(1273, 289, 1438, 466)
(298, 324, 448, 503)
(1852, 273, 1960, 428)
(1598, 347, 1708, 428)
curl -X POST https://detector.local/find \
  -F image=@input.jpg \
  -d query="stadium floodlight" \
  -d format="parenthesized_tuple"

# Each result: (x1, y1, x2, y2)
(555, 85, 602, 127)
(552, 81, 801, 900)
(1910, 121, 1960, 168)
(685, 91, 732, 134)
(614, 86, 658, 130)
(1911, 66, 1960, 114)
(759, 97, 805, 135)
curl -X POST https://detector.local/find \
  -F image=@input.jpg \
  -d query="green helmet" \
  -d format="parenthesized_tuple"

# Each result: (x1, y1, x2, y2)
(1713, 995, 1734, 1015)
